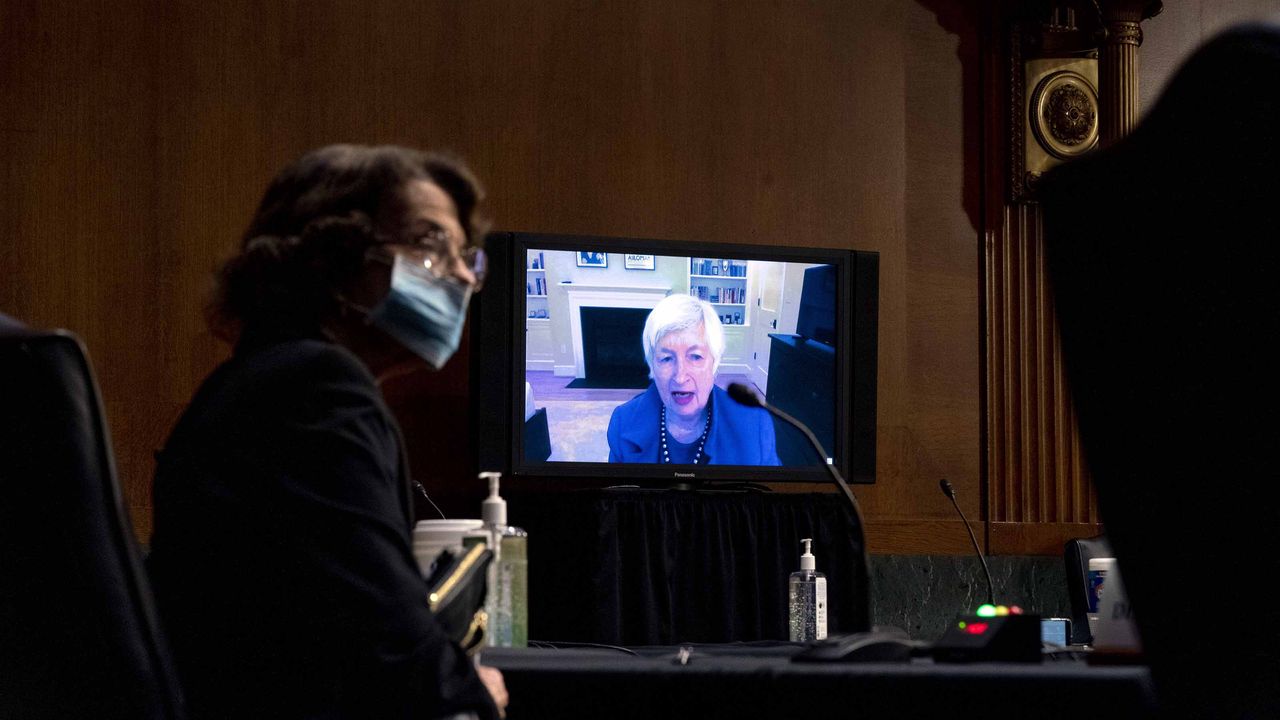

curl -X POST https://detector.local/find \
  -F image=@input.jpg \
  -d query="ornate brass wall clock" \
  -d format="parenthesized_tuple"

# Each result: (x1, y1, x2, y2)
(1010, 6, 1101, 202)
(1028, 63, 1099, 162)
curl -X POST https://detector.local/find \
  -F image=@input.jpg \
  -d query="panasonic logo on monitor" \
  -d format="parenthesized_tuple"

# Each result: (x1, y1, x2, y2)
(673, 472, 696, 478)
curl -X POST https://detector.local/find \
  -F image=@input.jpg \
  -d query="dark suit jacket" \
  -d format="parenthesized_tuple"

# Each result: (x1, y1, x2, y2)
(147, 331, 496, 720)
(606, 384, 781, 465)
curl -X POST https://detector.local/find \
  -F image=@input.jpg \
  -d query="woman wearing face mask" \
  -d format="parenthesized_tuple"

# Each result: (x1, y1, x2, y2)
(606, 293, 781, 466)
(146, 145, 507, 720)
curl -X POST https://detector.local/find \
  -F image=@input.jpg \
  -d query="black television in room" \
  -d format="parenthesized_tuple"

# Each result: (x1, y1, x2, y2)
(471, 231, 879, 485)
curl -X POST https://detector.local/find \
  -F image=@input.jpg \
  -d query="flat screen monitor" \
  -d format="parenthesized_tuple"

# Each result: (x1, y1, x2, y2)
(472, 232, 878, 485)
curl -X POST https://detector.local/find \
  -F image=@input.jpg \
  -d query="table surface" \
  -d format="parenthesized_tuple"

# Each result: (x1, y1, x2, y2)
(480, 644, 1157, 720)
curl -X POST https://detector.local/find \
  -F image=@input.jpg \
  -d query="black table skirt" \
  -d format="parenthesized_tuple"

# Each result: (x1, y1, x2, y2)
(508, 487, 869, 646)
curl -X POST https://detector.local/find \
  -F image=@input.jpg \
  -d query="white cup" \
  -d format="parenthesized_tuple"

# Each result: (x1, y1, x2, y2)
(412, 519, 483, 578)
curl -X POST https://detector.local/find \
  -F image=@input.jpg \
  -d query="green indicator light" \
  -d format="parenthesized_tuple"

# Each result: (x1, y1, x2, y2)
(976, 604, 997, 617)
(958, 621, 967, 630)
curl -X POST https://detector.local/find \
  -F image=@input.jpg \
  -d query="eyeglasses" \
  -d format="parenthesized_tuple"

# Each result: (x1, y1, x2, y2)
(388, 227, 487, 289)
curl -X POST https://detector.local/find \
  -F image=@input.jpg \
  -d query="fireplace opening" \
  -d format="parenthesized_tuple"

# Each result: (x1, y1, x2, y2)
(566, 306, 651, 389)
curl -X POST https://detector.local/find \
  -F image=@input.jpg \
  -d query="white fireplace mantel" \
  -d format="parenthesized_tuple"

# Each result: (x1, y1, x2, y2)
(563, 283, 672, 378)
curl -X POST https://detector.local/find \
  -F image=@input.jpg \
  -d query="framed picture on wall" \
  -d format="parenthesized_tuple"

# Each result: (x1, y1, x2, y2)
(624, 254, 655, 270)
(576, 251, 608, 268)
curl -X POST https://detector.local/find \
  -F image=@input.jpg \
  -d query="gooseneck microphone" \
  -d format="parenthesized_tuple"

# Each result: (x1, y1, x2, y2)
(728, 382, 871, 627)
(939, 479, 995, 606)
(727, 383, 864, 528)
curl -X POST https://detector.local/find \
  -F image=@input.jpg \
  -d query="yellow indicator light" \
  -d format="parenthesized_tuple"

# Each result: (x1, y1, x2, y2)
(995, 605, 1010, 616)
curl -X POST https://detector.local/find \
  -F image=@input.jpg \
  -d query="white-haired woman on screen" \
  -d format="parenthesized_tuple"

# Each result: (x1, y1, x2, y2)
(606, 293, 780, 465)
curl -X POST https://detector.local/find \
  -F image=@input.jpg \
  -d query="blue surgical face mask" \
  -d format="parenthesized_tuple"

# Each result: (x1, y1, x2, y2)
(366, 252, 473, 370)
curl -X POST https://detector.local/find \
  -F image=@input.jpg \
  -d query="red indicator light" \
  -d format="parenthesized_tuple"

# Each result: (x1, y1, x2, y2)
(965, 622, 989, 635)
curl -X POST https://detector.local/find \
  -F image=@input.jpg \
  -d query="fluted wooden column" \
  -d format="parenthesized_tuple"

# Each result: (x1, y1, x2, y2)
(1098, 0, 1161, 146)
(983, 3, 1161, 554)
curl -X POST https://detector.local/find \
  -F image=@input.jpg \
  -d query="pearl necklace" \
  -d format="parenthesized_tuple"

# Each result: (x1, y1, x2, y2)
(660, 399, 712, 464)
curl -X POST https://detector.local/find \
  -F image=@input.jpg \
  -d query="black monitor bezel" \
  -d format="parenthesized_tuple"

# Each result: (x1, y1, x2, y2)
(473, 231, 877, 486)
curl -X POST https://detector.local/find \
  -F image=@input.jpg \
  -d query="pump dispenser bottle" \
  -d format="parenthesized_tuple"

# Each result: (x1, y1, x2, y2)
(479, 471, 528, 647)
(788, 538, 827, 642)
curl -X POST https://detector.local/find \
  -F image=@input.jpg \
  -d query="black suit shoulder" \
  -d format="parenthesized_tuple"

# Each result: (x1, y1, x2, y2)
(163, 339, 395, 468)
(148, 337, 496, 718)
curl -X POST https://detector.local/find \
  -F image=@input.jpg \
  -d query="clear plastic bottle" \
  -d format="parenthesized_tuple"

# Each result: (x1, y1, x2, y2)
(496, 525, 528, 648)
(480, 471, 528, 648)
(788, 538, 827, 642)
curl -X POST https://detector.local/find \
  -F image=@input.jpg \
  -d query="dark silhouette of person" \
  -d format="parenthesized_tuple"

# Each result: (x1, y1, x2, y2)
(147, 145, 506, 719)
(1042, 21, 1280, 720)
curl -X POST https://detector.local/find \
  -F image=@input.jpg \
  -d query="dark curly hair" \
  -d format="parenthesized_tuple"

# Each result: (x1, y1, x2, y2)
(207, 144, 488, 341)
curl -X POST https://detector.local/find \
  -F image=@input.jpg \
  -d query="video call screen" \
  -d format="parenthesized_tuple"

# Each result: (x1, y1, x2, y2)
(520, 248, 837, 467)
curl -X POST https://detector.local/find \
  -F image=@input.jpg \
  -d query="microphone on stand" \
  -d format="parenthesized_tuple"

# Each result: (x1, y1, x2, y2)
(938, 479, 995, 606)
(727, 382, 871, 632)
(726, 383, 865, 528)
(932, 479, 1042, 663)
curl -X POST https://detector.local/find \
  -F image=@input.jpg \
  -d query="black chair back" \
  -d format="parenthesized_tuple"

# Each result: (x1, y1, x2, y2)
(1062, 534, 1110, 645)
(0, 327, 184, 719)
(524, 407, 552, 462)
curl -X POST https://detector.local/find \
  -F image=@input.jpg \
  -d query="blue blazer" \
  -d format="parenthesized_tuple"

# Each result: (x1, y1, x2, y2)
(607, 384, 781, 465)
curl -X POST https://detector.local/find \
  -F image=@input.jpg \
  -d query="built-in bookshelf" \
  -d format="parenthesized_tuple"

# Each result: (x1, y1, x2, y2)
(525, 249, 554, 370)
(688, 257, 747, 326)
(527, 250, 549, 321)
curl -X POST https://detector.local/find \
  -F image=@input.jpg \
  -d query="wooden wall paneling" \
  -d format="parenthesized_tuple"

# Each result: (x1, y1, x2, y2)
(0, 0, 171, 530)
(899, 2, 982, 528)
(3, 1, 985, 554)
(988, 521, 1101, 556)
(850, 2, 981, 543)
(865, 519, 989, 556)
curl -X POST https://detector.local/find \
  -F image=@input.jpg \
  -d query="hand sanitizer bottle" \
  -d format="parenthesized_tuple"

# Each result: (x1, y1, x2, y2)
(480, 471, 528, 648)
(789, 538, 827, 642)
